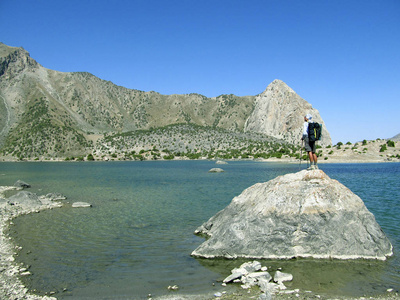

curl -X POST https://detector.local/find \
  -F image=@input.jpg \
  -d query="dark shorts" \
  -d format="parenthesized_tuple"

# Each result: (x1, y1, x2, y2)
(304, 137, 316, 153)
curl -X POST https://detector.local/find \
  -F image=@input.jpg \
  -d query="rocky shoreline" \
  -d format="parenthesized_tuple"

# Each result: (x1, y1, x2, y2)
(0, 184, 64, 300)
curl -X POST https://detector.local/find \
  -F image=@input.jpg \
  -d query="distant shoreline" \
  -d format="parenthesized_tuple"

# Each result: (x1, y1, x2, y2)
(1, 139, 399, 164)
(0, 157, 399, 164)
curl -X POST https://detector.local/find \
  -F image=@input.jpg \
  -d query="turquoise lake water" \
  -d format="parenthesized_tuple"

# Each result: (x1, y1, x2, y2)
(1, 161, 399, 299)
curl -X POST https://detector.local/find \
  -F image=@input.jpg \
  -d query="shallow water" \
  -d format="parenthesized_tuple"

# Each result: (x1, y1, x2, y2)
(1, 161, 399, 299)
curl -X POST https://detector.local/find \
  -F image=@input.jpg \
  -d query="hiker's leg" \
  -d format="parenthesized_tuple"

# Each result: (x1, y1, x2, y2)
(312, 152, 318, 169)
(307, 151, 315, 170)
(308, 151, 314, 163)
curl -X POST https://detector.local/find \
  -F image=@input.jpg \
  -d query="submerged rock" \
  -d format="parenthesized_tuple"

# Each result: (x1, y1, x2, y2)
(274, 271, 293, 284)
(208, 168, 224, 173)
(72, 202, 92, 208)
(192, 170, 393, 260)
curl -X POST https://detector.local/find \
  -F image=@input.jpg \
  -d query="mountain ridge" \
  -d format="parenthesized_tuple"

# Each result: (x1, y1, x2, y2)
(0, 42, 331, 160)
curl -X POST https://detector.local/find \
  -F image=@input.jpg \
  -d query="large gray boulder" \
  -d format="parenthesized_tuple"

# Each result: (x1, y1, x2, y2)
(7, 191, 42, 208)
(192, 170, 393, 260)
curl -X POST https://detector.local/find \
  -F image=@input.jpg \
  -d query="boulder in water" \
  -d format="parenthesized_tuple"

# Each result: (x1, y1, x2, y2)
(192, 170, 393, 260)
(208, 168, 224, 173)
(72, 202, 92, 208)
(7, 191, 42, 208)
(13, 180, 31, 188)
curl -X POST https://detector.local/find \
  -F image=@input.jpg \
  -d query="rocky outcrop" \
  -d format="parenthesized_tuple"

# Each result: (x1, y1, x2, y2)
(244, 80, 331, 146)
(192, 170, 393, 260)
(0, 44, 39, 79)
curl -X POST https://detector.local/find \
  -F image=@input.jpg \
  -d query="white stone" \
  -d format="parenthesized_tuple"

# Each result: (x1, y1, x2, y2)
(223, 272, 243, 283)
(274, 270, 293, 283)
(72, 202, 92, 208)
(208, 168, 224, 173)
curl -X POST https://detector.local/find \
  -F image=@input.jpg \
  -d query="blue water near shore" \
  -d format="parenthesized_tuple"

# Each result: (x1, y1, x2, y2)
(1, 161, 399, 299)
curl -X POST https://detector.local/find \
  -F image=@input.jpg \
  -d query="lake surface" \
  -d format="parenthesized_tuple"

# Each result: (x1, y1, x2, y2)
(1, 161, 399, 299)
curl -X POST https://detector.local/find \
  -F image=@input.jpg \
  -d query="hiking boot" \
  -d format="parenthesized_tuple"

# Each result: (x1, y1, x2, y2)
(307, 165, 315, 171)
(314, 164, 319, 169)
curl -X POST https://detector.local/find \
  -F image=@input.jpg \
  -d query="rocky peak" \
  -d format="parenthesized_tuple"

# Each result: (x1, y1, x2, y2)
(0, 43, 39, 79)
(244, 80, 332, 146)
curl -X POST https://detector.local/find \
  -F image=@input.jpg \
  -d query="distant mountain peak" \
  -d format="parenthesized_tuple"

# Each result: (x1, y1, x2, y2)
(245, 79, 331, 146)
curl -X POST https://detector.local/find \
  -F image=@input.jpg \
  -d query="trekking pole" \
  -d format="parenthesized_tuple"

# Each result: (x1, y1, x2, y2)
(299, 140, 303, 170)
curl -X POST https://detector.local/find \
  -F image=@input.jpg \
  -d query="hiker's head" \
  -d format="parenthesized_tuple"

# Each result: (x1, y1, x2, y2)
(305, 114, 312, 121)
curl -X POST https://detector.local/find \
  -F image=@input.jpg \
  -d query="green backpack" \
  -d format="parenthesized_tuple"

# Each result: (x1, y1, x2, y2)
(308, 122, 322, 142)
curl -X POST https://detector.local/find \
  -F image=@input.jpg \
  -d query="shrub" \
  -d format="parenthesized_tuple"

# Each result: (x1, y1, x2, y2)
(387, 140, 395, 147)
(380, 144, 387, 152)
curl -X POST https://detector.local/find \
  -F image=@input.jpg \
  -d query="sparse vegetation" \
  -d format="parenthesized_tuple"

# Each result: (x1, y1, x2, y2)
(93, 124, 300, 161)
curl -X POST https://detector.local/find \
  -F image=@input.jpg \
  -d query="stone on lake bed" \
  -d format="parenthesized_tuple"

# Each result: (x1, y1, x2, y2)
(192, 169, 393, 260)
(274, 271, 293, 283)
(72, 202, 92, 208)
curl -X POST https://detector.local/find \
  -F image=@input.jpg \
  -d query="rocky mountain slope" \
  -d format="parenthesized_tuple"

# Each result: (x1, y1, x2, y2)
(0, 42, 331, 160)
(390, 133, 400, 142)
(244, 80, 330, 146)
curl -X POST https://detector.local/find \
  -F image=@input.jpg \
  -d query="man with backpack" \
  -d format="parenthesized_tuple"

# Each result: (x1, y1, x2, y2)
(302, 114, 319, 170)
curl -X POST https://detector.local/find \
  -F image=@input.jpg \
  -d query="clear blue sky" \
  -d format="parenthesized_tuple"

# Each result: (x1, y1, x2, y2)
(1, 0, 399, 144)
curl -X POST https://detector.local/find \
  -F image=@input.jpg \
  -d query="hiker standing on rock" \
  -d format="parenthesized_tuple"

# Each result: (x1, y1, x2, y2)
(302, 114, 318, 170)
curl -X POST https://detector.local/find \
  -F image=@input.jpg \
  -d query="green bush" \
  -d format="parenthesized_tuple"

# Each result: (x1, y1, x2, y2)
(387, 140, 395, 147)
(163, 154, 175, 160)
(380, 144, 387, 152)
